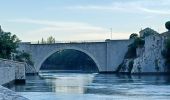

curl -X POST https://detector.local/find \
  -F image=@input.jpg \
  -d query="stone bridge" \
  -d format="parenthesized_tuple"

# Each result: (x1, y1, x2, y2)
(18, 40, 132, 73)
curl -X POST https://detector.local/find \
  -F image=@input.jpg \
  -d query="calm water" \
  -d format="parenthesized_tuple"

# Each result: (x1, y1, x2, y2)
(7, 70, 170, 100)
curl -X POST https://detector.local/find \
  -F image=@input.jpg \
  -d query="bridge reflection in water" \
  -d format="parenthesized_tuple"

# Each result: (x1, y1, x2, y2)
(6, 70, 170, 100)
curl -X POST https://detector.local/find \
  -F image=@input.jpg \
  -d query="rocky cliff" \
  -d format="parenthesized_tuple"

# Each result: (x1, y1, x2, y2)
(119, 28, 169, 74)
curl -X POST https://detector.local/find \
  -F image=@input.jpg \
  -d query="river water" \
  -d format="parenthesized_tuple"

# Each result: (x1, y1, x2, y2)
(7, 70, 170, 100)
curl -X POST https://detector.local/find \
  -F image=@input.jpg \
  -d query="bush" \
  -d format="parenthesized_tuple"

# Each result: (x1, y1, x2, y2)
(125, 44, 137, 58)
(125, 37, 144, 59)
(15, 51, 34, 66)
(162, 38, 170, 72)
(165, 21, 170, 31)
(134, 37, 145, 48)
(129, 33, 138, 39)
(0, 28, 20, 59)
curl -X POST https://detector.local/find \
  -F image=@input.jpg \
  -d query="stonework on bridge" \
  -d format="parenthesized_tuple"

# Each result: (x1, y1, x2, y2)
(19, 40, 132, 73)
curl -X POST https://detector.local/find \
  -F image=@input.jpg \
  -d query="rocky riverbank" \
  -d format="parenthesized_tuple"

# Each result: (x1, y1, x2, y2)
(0, 85, 28, 100)
(0, 59, 28, 100)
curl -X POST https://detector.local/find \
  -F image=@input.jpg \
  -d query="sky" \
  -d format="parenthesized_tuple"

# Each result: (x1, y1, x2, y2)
(0, 0, 170, 42)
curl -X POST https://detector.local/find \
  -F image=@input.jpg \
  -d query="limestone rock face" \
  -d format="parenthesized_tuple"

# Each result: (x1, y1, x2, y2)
(0, 85, 28, 100)
(119, 31, 168, 74)
(119, 59, 133, 73)
(0, 59, 26, 85)
(132, 34, 165, 73)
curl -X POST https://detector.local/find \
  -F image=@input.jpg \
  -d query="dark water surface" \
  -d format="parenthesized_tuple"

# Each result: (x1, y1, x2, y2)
(7, 70, 170, 100)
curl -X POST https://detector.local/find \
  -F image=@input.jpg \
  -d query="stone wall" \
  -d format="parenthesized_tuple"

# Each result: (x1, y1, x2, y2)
(0, 63, 15, 85)
(0, 58, 26, 85)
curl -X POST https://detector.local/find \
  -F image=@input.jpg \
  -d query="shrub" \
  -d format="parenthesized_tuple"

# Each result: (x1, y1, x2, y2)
(129, 33, 138, 39)
(165, 21, 170, 31)
(125, 37, 144, 59)
(15, 51, 34, 66)
(0, 31, 20, 59)
(162, 38, 170, 72)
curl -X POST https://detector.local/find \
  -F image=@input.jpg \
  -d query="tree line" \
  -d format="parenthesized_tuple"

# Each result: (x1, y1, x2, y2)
(38, 36, 55, 44)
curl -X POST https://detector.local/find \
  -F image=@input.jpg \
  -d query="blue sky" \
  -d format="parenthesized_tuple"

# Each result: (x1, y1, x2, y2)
(0, 0, 170, 42)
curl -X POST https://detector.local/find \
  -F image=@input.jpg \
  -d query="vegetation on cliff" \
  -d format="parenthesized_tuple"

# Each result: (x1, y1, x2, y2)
(0, 27, 20, 59)
(0, 26, 33, 66)
(165, 21, 170, 31)
(161, 21, 170, 72)
(129, 33, 138, 39)
(126, 36, 145, 59)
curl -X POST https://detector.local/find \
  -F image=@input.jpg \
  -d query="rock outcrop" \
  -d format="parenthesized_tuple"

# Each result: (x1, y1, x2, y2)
(119, 28, 170, 74)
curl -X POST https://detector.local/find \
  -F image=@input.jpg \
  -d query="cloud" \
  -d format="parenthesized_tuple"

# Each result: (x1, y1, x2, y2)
(9, 19, 131, 42)
(9, 19, 108, 34)
(137, 7, 170, 15)
(9, 19, 108, 41)
(62, 0, 170, 15)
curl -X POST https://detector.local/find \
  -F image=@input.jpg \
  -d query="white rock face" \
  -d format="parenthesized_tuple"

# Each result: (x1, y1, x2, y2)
(0, 58, 26, 85)
(119, 59, 133, 73)
(0, 85, 28, 100)
(0, 59, 28, 100)
(132, 34, 165, 73)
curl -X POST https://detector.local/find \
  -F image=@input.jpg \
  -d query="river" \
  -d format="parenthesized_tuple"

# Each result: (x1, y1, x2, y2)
(6, 70, 170, 100)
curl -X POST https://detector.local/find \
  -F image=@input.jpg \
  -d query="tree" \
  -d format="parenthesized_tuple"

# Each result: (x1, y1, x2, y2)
(129, 33, 138, 39)
(41, 38, 46, 44)
(47, 36, 55, 44)
(0, 29, 20, 59)
(15, 51, 34, 66)
(165, 21, 170, 31)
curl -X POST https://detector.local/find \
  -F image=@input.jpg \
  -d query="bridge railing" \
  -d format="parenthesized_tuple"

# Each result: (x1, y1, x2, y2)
(30, 40, 106, 44)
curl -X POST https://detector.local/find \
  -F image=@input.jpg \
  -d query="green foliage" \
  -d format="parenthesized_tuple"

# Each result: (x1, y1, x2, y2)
(125, 44, 137, 58)
(47, 36, 55, 44)
(41, 49, 98, 72)
(162, 38, 170, 72)
(40, 36, 55, 44)
(0, 30, 20, 59)
(125, 37, 144, 59)
(129, 33, 138, 39)
(134, 37, 145, 48)
(15, 51, 34, 66)
(0, 26, 33, 66)
(165, 21, 170, 31)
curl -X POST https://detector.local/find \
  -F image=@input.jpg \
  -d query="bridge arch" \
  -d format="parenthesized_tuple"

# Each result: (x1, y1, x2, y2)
(37, 47, 101, 72)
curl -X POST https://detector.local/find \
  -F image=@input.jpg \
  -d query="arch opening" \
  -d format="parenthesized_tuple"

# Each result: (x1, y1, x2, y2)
(40, 49, 99, 73)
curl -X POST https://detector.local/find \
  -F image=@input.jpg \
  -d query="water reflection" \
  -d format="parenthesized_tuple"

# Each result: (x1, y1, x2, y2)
(6, 70, 170, 100)
(41, 72, 95, 94)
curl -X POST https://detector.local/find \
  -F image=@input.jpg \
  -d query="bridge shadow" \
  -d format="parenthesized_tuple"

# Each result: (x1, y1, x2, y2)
(40, 49, 99, 73)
